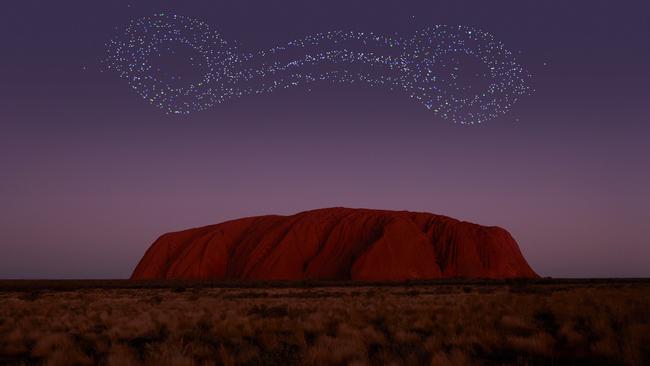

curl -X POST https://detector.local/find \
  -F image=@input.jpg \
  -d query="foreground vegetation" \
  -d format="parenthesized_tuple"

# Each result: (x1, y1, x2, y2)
(0, 280, 648, 365)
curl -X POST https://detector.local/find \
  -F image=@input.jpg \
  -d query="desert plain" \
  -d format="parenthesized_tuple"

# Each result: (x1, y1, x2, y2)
(0, 279, 648, 366)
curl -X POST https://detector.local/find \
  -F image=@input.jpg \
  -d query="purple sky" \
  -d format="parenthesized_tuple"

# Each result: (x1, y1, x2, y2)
(1, 1, 649, 278)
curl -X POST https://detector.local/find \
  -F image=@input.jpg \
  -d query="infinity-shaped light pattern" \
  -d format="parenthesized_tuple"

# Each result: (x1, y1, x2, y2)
(104, 14, 532, 124)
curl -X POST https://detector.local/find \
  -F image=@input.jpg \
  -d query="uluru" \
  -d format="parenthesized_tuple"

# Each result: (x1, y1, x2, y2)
(132, 208, 537, 281)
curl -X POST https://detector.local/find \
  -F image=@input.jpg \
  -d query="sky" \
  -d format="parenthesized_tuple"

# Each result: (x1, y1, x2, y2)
(1, 1, 649, 279)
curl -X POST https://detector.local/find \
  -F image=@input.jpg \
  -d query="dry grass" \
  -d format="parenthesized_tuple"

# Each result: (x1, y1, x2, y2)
(0, 280, 648, 365)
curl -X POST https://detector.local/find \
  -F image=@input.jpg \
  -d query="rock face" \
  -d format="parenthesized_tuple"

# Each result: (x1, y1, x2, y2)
(132, 208, 538, 281)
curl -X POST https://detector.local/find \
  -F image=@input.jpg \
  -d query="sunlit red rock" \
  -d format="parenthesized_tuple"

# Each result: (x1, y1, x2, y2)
(131, 208, 538, 280)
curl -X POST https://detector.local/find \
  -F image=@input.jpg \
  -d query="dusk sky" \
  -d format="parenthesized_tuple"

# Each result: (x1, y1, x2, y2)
(1, 1, 649, 279)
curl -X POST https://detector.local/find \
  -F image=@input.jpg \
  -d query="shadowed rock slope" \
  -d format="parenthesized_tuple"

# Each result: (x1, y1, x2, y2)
(132, 208, 538, 280)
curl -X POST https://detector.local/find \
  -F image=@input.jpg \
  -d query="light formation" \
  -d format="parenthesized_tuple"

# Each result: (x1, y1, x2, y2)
(104, 14, 532, 124)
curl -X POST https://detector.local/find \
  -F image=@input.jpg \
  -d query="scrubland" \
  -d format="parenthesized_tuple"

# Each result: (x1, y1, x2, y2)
(0, 280, 648, 365)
